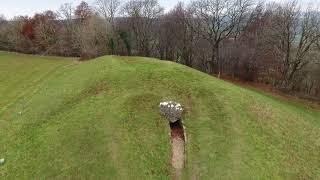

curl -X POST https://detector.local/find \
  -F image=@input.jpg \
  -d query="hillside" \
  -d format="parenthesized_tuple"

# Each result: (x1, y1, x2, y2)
(0, 51, 319, 179)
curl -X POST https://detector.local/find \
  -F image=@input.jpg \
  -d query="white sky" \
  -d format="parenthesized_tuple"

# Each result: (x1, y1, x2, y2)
(0, 0, 319, 19)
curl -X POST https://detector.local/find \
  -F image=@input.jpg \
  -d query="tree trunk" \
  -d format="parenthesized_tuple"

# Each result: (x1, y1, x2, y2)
(216, 44, 221, 78)
(210, 48, 215, 74)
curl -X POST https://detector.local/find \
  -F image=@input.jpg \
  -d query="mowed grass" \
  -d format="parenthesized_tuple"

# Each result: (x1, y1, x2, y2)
(0, 51, 319, 179)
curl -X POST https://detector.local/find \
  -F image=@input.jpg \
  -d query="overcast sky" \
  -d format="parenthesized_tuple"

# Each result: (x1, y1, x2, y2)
(1, 0, 319, 19)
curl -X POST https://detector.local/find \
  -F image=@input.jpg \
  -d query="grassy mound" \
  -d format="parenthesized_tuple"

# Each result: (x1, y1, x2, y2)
(0, 51, 319, 179)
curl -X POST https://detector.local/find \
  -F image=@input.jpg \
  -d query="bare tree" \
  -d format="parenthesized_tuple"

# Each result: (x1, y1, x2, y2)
(58, 3, 74, 30)
(95, 0, 121, 54)
(189, 0, 252, 75)
(75, 1, 93, 22)
(0, 15, 8, 49)
(158, 2, 196, 67)
(122, 0, 164, 57)
(57, 3, 80, 56)
(33, 11, 59, 54)
(0, 14, 5, 23)
(270, 2, 320, 89)
(96, 0, 121, 29)
(290, 8, 320, 82)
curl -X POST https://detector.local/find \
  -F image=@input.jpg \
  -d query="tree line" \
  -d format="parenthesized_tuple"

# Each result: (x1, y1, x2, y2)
(0, 0, 319, 99)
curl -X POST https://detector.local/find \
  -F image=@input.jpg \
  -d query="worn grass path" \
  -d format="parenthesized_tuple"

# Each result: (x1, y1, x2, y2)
(0, 51, 319, 179)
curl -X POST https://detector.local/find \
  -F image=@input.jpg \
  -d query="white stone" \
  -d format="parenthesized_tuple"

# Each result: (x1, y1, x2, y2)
(159, 101, 184, 123)
(0, 158, 5, 165)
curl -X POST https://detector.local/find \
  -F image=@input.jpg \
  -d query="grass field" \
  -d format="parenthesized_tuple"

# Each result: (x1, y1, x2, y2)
(0, 51, 319, 179)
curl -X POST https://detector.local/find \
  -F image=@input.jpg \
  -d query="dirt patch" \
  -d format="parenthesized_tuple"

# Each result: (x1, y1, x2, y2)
(84, 81, 109, 96)
(170, 120, 185, 179)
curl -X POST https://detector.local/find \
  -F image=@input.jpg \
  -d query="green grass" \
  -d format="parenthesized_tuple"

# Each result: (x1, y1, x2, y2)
(0, 51, 319, 179)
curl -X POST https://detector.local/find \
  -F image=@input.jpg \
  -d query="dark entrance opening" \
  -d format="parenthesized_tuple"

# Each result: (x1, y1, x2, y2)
(169, 119, 185, 141)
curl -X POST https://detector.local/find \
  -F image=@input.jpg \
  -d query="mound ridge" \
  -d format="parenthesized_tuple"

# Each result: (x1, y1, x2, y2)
(0, 52, 319, 179)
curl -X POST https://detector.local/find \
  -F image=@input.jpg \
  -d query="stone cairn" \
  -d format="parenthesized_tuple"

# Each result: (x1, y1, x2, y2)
(159, 101, 183, 123)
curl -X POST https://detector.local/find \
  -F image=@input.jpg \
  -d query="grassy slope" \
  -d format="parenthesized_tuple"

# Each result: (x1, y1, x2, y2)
(0, 51, 319, 179)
